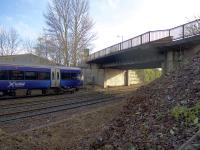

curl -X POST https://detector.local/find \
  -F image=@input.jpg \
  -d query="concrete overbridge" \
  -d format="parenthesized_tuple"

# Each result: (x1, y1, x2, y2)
(85, 19, 200, 87)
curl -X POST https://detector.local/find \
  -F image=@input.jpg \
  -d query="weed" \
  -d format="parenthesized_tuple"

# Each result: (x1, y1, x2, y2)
(171, 102, 200, 127)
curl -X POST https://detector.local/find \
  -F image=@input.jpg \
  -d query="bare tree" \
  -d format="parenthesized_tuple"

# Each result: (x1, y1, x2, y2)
(185, 16, 200, 37)
(0, 27, 6, 56)
(8, 28, 20, 55)
(0, 26, 20, 56)
(44, 0, 95, 66)
(35, 36, 49, 58)
(70, 0, 95, 66)
(44, 0, 71, 66)
(23, 39, 35, 54)
(34, 34, 64, 64)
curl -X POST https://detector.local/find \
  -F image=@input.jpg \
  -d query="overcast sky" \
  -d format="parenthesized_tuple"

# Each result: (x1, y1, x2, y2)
(0, 0, 200, 53)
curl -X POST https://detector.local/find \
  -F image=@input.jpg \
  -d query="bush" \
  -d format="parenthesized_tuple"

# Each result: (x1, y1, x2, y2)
(171, 102, 200, 127)
(143, 69, 162, 83)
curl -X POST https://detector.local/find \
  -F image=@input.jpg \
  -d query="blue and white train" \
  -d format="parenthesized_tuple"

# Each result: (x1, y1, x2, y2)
(0, 64, 83, 96)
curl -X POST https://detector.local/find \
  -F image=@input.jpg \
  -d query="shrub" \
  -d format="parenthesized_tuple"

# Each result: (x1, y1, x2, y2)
(171, 102, 200, 127)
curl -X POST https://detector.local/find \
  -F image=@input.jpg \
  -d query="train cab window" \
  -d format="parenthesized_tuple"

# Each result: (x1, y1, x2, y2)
(9, 70, 24, 80)
(38, 72, 50, 80)
(71, 73, 79, 80)
(25, 71, 37, 80)
(0, 70, 8, 80)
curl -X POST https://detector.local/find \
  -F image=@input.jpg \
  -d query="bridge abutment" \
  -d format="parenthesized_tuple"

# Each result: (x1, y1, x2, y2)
(162, 50, 176, 73)
(104, 69, 126, 88)
(162, 44, 200, 73)
(82, 64, 142, 88)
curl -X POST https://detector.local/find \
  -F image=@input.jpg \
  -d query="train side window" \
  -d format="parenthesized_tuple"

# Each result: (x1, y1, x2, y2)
(61, 72, 71, 80)
(9, 70, 24, 80)
(25, 71, 37, 80)
(38, 72, 50, 80)
(0, 70, 8, 80)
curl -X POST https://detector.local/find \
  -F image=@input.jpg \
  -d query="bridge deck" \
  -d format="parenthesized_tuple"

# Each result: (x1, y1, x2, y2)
(88, 19, 200, 69)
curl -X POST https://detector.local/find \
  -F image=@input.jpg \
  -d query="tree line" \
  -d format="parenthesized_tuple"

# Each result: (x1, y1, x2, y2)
(0, 0, 95, 67)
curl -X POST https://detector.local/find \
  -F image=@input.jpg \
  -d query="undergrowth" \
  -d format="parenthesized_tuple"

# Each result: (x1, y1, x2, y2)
(171, 102, 200, 127)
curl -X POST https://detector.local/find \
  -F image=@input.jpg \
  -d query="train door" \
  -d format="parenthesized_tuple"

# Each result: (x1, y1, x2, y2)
(51, 68, 56, 87)
(55, 68, 60, 87)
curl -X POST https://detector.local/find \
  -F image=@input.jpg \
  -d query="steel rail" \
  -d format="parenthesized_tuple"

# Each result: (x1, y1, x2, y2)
(0, 89, 132, 115)
(0, 91, 103, 109)
(0, 95, 124, 122)
(0, 87, 135, 108)
(0, 94, 114, 115)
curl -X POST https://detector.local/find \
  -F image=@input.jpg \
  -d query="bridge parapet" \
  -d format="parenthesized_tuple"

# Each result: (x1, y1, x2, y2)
(89, 19, 200, 61)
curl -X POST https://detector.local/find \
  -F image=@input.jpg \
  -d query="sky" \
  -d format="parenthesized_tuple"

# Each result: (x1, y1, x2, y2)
(0, 0, 200, 53)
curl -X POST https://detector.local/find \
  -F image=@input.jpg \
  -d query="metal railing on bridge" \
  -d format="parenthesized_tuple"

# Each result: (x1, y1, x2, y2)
(89, 19, 200, 61)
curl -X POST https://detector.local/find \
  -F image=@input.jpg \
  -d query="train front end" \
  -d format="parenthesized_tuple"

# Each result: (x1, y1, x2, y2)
(60, 67, 83, 90)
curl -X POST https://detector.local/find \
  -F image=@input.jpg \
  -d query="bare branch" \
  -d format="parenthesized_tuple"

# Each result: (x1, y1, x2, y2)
(44, 0, 95, 66)
(0, 26, 20, 56)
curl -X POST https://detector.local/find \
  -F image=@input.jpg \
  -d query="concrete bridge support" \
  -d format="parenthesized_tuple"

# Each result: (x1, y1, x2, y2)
(162, 50, 178, 73)
(104, 69, 126, 88)
(162, 44, 200, 73)
(127, 70, 141, 85)
(104, 69, 142, 88)
(82, 64, 105, 87)
(82, 64, 142, 88)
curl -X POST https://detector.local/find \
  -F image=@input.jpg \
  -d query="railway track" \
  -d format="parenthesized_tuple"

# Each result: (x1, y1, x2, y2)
(0, 86, 128, 101)
(0, 87, 136, 123)
(0, 91, 103, 109)
(0, 85, 134, 101)
(0, 94, 113, 115)
(0, 92, 62, 101)
(0, 94, 124, 122)
(0, 86, 135, 107)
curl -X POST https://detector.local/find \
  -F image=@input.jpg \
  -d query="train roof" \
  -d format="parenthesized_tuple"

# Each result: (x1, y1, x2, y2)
(0, 64, 81, 71)
(58, 66, 81, 70)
